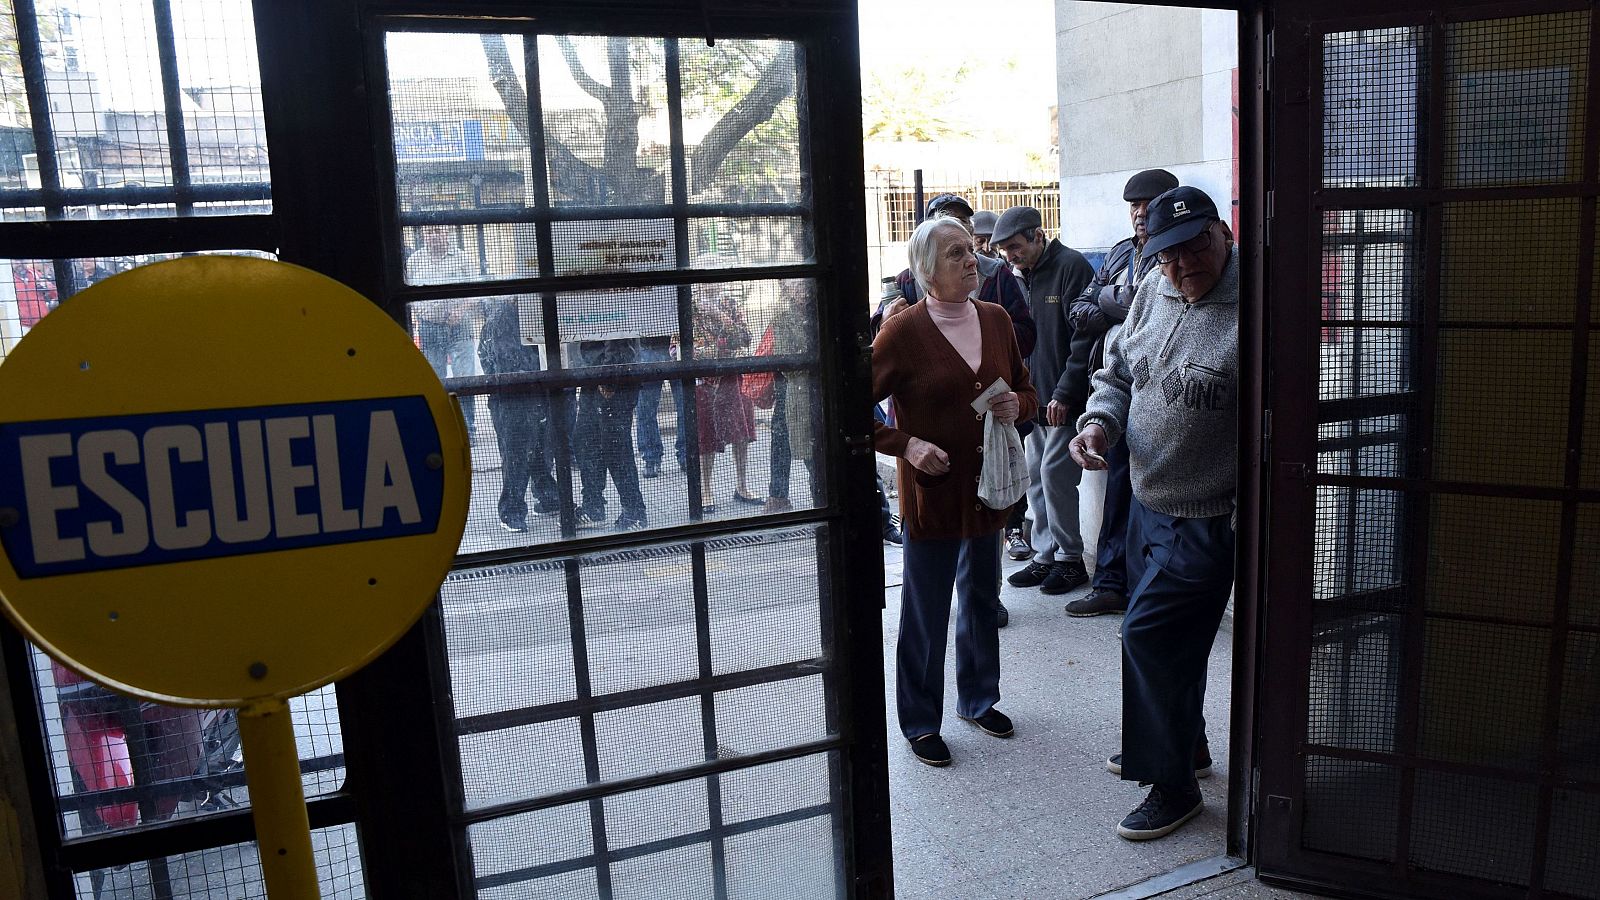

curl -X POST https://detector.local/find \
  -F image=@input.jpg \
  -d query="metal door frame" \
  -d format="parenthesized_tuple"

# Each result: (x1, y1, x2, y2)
(1255, 2, 1600, 897)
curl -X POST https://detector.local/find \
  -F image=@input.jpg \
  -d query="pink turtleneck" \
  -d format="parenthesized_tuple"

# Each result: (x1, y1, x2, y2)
(925, 295, 983, 372)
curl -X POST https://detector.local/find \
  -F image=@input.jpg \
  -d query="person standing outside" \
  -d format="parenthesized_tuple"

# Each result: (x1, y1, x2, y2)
(991, 206, 1096, 597)
(1070, 186, 1238, 841)
(1063, 168, 1179, 618)
(406, 224, 482, 439)
(874, 216, 1037, 767)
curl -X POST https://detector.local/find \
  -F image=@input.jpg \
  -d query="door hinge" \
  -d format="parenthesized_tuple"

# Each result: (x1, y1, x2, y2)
(1264, 189, 1274, 248)
(1265, 30, 1275, 94)
(1260, 408, 1272, 463)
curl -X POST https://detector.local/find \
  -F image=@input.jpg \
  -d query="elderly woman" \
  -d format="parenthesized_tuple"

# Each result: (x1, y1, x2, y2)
(873, 217, 1038, 766)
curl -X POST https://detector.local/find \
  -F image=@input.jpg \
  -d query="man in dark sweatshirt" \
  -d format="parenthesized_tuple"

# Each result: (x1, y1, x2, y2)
(1071, 186, 1238, 843)
(991, 205, 1096, 597)
(1064, 168, 1180, 618)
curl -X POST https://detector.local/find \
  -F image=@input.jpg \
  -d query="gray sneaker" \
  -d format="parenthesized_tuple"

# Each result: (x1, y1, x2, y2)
(1066, 589, 1129, 617)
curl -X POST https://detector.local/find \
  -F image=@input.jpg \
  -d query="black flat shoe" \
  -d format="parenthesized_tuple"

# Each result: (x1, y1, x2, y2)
(959, 708, 1014, 738)
(909, 734, 951, 767)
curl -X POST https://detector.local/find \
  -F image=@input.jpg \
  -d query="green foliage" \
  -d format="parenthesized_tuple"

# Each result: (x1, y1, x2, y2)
(862, 63, 972, 142)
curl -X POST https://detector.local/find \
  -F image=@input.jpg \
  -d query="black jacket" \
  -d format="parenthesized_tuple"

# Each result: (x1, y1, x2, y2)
(1022, 239, 1095, 424)
(1067, 236, 1159, 373)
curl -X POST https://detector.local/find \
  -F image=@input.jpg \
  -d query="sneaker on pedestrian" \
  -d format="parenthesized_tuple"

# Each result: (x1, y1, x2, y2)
(997, 601, 1010, 629)
(532, 501, 558, 518)
(1106, 743, 1213, 779)
(1040, 560, 1089, 595)
(959, 708, 1014, 738)
(883, 523, 903, 545)
(909, 734, 951, 767)
(615, 512, 648, 530)
(1065, 588, 1129, 617)
(574, 509, 605, 530)
(1117, 783, 1203, 840)
(764, 496, 793, 514)
(498, 517, 529, 533)
(1004, 528, 1031, 560)
(642, 459, 661, 479)
(1007, 561, 1052, 588)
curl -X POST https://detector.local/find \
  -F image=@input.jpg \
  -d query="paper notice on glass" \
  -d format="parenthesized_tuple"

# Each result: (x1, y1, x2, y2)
(970, 377, 1011, 414)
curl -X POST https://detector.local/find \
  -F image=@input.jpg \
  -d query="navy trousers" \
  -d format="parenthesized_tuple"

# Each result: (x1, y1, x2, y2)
(1120, 497, 1234, 788)
(897, 532, 1003, 740)
(1092, 438, 1133, 595)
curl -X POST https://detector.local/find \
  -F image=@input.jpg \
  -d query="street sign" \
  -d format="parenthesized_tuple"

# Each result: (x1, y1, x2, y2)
(0, 256, 469, 705)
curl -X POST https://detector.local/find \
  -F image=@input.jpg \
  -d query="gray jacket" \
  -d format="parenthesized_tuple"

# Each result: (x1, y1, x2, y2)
(1078, 248, 1238, 519)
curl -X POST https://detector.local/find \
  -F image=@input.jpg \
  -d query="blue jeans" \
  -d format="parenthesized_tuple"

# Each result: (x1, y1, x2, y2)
(1120, 498, 1234, 788)
(417, 320, 476, 435)
(634, 343, 686, 466)
(896, 532, 1003, 739)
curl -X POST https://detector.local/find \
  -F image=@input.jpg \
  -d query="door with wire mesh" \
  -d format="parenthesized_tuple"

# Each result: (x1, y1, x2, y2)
(1257, 3, 1600, 898)
(370, 13, 890, 899)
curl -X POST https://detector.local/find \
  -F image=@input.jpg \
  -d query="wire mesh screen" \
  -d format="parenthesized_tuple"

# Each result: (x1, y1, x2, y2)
(72, 822, 363, 900)
(1444, 12, 1589, 188)
(680, 40, 802, 206)
(1585, 351, 1600, 489)
(1440, 200, 1581, 323)
(1575, 505, 1600, 629)
(1426, 495, 1562, 622)
(0, 0, 270, 220)
(1409, 770, 1538, 886)
(28, 645, 345, 841)
(537, 35, 668, 208)
(1323, 28, 1428, 189)
(1546, 789, 1600, 898)
(1301, 756, 1399, 861)
(1312, 486, 1405, 601)
(1558, 632, 1599, 783)
(1433, 330, 1570, 487)
(1418, 620, 1549, 771)
(407, 279, 825, 553)
(468, 751, 839, 899)
(1316, 417, 1411, 479)
(1306, 612, 1403, 752)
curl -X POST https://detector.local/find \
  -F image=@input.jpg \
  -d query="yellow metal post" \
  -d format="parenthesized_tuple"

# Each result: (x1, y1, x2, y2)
(238, 698, 320, 899)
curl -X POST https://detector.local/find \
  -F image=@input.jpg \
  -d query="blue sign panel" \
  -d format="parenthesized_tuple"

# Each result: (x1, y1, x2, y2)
(0, 396, 444, 578)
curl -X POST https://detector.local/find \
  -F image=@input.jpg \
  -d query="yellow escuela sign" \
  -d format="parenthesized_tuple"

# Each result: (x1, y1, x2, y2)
(0, 257, 469, 706)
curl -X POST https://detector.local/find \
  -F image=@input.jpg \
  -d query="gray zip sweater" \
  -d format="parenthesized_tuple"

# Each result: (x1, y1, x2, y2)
(1078, 248, 1238, 519)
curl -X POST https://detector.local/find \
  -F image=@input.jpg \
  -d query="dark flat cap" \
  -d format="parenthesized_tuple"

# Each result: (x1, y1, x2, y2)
(1142, 186, 1220, 259)
(926, 193, 974, 218)
(1123, 168, 1180, 202)
(991, 206, 1042, 245)
(971, 210, 998, 236)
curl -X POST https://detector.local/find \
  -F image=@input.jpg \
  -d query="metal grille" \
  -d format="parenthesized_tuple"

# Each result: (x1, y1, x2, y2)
(0, 0, 270, 221)
(1433, 330, 1571, 487)
(1323, 28, 1428, 188)
(409, 277, 824, 552)
(1299, 10, 1600, 892)
(72, 822, 364, 899)
(1444, 12, 1589, 188)
(1301, 756, 1400, 862)
(1307, 613, 1403, 752)
(1409, 770, 1538, 886)
(467, 752, 839, 898)
(1425, 495, 1562, 622)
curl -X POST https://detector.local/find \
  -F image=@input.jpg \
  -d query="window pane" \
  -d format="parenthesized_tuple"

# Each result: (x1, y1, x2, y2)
(0, 1, 270, 218)
(31, 644, 346, 839)
(72, 822, 364, 899)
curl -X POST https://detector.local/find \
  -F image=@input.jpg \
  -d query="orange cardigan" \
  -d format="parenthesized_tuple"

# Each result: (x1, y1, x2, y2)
(872, 300, 1038, 541)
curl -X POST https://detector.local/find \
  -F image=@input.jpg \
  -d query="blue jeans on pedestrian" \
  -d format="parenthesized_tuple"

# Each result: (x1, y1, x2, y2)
(634, 342, 685, 467)
(417, 319, 476, 435)
(1120, 497, 1234, 789)
(896, 532, 1003, 740)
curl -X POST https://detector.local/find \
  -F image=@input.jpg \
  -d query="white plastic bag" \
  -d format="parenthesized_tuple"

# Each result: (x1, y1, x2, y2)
(977, 412, 1029, 509)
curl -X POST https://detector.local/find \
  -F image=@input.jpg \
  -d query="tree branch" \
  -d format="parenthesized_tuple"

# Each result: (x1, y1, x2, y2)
(689, 45, 796, 191)
(555, 35, 610, 103)
(478, 34, 603, 202)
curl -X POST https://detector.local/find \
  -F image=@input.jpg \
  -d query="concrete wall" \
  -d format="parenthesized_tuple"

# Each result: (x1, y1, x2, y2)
(1055, 3, 1237, 252)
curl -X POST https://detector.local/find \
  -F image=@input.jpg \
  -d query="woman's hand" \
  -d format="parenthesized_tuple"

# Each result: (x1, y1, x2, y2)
(988, 391, 1019, 425)
(905, 437, 950, 476)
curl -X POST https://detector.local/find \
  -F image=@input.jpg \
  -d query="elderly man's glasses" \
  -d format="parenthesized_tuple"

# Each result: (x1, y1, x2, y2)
(1154, 230, 1214, 265)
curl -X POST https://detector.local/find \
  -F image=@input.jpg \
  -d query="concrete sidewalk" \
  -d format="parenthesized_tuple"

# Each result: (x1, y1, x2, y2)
(880, 540, 1237, 899)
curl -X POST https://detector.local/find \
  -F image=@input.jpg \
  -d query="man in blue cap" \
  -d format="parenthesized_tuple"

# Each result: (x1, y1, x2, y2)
(992, 205, 1096, 599)
(1070, 185, 1238, 841)
(1064, 168, 1180, 618)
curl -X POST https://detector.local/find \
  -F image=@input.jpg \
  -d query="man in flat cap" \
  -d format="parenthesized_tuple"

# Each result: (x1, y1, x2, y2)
(972, 209, 1000, 258)
(992, 206, 1096, 599)
(1070, 185, 1238, 841)
(1063, 168, 1179, 619)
